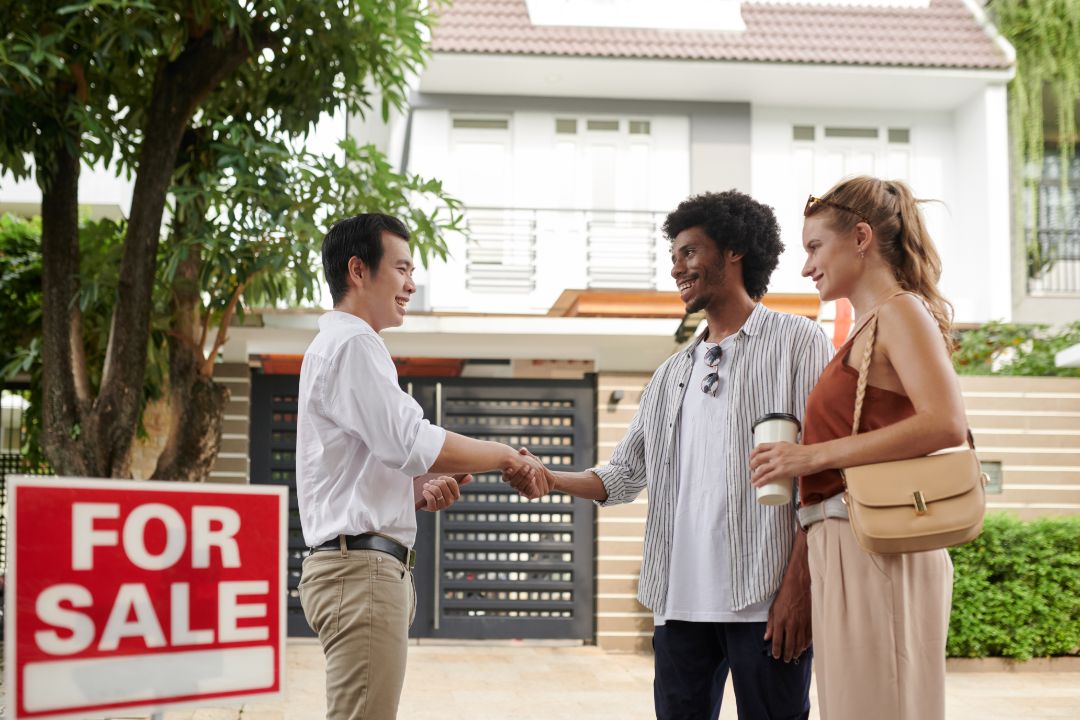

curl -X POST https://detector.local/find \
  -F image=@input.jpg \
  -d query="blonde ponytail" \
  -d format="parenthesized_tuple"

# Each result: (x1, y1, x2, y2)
(805, 176, 955, 351)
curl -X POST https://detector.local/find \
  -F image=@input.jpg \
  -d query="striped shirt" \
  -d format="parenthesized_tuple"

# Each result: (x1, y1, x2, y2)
(593, 303, 834, 614)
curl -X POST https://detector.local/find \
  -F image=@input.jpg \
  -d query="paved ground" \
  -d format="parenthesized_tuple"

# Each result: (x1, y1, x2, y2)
(156, 641, 1080, 720)
(3, 641, 1078, 718)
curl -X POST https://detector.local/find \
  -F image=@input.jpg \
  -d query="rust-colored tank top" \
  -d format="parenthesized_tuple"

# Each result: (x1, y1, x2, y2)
(798, 318, 916, 506)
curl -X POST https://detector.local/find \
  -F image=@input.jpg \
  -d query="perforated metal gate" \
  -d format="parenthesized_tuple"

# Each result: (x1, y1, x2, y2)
(249, 375, 307, 635)
(250, 373, 596, 640)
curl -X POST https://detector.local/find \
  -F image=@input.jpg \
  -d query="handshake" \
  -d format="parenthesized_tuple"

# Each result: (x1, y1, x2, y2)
(501, 447, 556, 500)
(415, 447, 556, 512)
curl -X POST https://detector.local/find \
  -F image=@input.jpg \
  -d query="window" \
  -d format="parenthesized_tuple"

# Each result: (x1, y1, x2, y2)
(555, 118, 577, 134)
(586, 119, 619, 132)
(888, 128, 911, 144)
(628, 120, 651, 135)
(789, 123, 913, 204)
(1027, 147, 1080, 294)
(824, 127, 879, 139)
(453, 118, 510, 130)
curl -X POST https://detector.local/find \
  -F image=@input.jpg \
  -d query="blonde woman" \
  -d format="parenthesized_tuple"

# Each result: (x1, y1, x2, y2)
(749, 177, 966, 720)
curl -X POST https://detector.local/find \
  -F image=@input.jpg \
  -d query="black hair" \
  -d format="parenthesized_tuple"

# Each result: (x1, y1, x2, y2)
(662, 190, 784, 300)
(322, 213, 411, 305)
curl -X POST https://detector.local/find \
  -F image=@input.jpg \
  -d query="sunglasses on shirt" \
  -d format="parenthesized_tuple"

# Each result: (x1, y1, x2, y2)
(701, 344, 722, 396)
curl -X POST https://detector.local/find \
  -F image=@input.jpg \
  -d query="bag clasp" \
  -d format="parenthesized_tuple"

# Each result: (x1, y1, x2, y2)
(913, 490, 928, 515)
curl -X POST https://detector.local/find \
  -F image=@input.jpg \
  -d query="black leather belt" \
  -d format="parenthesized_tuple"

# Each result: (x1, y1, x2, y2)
(309, 533, 416, 569)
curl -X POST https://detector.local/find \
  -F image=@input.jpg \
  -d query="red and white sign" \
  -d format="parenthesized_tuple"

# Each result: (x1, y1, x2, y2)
(4, 475, 288, 720)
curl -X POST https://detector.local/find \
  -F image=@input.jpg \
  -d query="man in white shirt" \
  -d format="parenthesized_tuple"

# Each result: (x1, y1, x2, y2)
(511, 192, 833, 719)
(296, 213, 544, 720)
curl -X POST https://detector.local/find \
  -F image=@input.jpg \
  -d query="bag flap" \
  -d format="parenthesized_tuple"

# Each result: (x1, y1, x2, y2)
(843, 450, 981, 508)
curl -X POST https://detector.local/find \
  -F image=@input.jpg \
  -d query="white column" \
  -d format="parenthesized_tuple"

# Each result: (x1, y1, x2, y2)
(950, 84, 1012, 323)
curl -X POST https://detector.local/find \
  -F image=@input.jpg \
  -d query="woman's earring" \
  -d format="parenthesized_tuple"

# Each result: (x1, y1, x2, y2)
(858, 249, 866, 260)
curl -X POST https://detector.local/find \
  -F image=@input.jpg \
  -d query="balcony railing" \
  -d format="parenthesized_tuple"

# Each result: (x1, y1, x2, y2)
(1025, 152, 1080, 295)
(465, 209, 538, 294)
(585, 212, 661, 289)
(1028, 228, 1080, 295)
(462, 207, 667, 296)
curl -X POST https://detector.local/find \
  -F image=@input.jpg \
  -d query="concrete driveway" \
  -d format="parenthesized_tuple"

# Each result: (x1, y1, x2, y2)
(151, 640, 1080, 720)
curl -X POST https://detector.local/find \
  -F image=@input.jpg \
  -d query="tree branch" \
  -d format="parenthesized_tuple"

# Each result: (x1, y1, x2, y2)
(70, 308, 91, 404)
(168, 327, 205, 356)
(198, 305, 212, 351)
(200, 275, 254, 378)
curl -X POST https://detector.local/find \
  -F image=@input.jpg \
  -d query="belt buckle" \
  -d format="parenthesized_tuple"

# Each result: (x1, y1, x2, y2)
(407, 548, 416, 570)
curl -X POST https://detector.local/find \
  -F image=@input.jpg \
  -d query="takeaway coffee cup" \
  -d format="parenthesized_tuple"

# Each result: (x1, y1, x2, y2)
(751, 413, 802, 506)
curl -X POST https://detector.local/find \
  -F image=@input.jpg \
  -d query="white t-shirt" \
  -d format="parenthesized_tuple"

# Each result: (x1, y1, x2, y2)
(295, 311, 447, 548)
(656, 334, 772, 624)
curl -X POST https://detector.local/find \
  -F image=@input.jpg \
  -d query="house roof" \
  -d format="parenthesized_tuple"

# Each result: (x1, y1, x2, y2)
(429, 0, 1013, 70)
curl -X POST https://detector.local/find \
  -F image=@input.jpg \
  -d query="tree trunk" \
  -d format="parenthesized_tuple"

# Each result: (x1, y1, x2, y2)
(151, 237, 229, 482)
(39, 139, 101, 475)
(89, 30, 258, 478)
(151, 365, 230, 482)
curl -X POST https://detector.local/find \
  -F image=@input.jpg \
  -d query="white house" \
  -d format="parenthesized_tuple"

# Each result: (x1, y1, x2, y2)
(235, 0, 1036, 372)
(9, 1, 1080, 648)
(390, 0, 1018, 323)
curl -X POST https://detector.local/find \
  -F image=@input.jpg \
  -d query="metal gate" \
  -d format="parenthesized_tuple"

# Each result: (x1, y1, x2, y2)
(250, 373, 596, 641)
(1, 387, 51, 572)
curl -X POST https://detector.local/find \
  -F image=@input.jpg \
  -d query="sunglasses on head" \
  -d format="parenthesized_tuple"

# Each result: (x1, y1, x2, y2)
(804, 194, 872, 226)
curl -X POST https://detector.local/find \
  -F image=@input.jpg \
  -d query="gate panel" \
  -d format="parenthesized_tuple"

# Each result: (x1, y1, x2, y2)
(411, 379, 596, 640)
(250, 372, 596, 640)
(249, 374, 309, 637)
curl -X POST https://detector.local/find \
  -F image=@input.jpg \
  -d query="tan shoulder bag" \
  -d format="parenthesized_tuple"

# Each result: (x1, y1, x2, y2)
(840, 312, 988, 554)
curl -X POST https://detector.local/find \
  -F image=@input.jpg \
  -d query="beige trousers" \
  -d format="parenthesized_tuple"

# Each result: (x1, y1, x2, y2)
(299, 548, 417, 720)
(808, 518, 953, 720)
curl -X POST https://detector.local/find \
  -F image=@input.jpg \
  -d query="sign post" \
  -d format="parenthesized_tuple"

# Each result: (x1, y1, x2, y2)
(4, 475, 288, 720)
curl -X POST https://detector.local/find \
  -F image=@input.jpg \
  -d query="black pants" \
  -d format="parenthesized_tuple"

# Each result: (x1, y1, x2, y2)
(653, 620, 812, 720)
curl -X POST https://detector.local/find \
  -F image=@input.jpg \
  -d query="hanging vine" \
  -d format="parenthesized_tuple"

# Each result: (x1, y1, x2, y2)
(989, 0, 1080, 278)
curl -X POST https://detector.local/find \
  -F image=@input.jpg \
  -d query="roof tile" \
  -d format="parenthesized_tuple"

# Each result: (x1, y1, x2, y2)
(429, 0, 1011, 69)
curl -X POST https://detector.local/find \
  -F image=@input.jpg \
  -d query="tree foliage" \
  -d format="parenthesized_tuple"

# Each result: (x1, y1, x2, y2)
(0, 1, 463, 480)
(988, 0, 1080, 276)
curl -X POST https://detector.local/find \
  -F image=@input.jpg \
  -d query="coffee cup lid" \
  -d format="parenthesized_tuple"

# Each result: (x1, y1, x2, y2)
(752, 413, 801, 433)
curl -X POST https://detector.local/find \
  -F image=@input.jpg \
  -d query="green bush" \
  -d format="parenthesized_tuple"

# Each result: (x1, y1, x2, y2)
(948, 513, 1080, 659)
(953, 321, 1080, 377)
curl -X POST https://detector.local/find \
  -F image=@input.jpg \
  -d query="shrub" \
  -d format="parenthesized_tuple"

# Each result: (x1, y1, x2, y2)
(948, 513, 1080, 659)
(953, 321, 1080, 377)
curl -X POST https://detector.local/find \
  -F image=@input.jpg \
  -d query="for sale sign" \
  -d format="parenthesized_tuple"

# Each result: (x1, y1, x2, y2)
(4, 476, 288, 720)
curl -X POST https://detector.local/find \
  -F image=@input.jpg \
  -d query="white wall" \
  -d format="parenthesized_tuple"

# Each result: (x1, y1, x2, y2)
(1, 159, 134, 218)
(750, 103, 1013, 325)
(407, 107, 689, 313)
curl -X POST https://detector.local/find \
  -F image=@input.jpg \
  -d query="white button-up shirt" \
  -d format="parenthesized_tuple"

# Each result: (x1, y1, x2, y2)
(296, 311, 446, 548)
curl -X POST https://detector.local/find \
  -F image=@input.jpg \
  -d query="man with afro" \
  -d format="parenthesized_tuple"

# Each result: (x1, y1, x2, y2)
(516, 190, 832, 719)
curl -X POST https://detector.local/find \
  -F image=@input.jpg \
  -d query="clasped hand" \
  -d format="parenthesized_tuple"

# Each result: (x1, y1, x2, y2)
(413, 473, 473, 511)
(502, 447, 554, 500)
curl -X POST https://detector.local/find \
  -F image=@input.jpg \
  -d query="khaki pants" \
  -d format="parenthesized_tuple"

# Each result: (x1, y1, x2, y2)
(808, 518, 953, 720)
(299, 548, 417, 720)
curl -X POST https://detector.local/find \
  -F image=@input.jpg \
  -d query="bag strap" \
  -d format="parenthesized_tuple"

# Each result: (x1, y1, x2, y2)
(850, 314, 878, 438)
(849, 293, 976, 450)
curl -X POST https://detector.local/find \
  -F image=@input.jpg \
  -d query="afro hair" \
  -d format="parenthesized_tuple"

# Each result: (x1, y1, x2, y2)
(662, 190, 784, 300)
